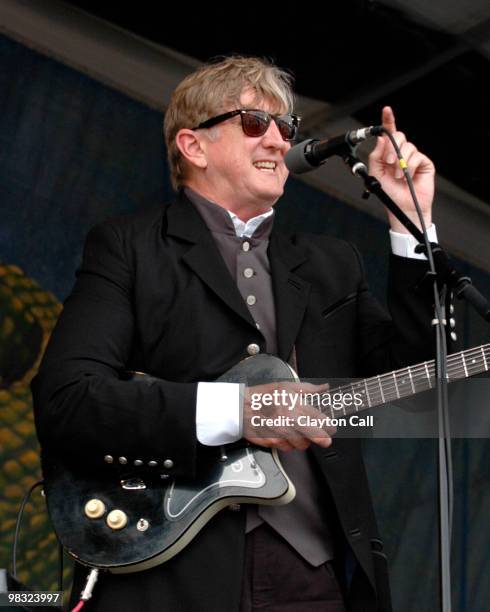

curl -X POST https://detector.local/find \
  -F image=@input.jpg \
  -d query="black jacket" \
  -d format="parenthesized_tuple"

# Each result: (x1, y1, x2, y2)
(32, 192, 435, 611)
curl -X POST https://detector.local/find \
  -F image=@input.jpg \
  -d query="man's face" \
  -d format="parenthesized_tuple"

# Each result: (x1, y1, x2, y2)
(198, 89, 291, 217)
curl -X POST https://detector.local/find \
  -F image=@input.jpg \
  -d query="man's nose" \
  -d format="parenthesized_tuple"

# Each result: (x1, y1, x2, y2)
(262, 120, 289, 151)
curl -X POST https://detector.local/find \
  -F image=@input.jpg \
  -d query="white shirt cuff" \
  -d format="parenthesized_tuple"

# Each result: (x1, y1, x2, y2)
(390, 224, 438, 259)
(196, 382, 244, 446)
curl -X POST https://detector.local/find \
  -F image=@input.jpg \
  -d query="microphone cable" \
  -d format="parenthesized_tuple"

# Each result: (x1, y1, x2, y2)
(12, 479, 65, 599)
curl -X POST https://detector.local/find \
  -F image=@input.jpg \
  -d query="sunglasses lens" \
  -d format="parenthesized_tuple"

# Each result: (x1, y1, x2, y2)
(241, 111, 270, 137)
(239, 110, 299, 141)
(276, 116, 297, 141)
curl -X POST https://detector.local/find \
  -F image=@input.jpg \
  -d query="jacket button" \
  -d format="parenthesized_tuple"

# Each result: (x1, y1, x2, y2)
(247, 343, 260, 356)
(163, 459, 174, 469)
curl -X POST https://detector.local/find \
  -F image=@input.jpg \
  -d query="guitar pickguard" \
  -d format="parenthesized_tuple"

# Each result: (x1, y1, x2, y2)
(165, 447, 265, 520)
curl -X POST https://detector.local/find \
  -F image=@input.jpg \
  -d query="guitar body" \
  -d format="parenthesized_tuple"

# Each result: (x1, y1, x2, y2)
(43, 355, 298, 573)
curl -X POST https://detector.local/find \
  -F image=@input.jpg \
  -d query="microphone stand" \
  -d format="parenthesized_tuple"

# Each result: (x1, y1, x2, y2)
(342, 151, 490, 612)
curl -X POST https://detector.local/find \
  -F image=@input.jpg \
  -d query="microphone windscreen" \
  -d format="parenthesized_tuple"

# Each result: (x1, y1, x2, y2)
(285, 139, 315, 174)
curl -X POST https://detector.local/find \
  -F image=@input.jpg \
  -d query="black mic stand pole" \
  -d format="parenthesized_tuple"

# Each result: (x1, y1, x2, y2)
(346, 153, 453, 612)
(340, 151, 488, 612)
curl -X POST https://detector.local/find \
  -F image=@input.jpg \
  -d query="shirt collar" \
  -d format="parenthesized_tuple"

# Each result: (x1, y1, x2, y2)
(184, 187, 274, 239)
(226, 208, 274, 239)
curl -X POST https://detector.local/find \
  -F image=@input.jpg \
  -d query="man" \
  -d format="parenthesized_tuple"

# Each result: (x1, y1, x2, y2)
(32, 56, 438, 611)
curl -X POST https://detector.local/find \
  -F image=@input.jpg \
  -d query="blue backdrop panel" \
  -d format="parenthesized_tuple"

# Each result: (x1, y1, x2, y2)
(0, 35, 173, 299)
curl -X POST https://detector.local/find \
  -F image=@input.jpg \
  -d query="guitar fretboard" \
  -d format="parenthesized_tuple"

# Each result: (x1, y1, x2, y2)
(311, 343, 489, 418)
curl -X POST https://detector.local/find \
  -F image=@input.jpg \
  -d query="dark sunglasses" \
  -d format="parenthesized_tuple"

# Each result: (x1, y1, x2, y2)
(192, 109, 301, 141)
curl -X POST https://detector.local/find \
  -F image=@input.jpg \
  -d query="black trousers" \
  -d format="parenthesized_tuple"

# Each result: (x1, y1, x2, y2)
(240, 523, 346, 612)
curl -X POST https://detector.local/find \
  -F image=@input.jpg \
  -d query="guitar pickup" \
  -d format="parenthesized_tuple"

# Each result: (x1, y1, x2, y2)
(120, 478, 147, 490)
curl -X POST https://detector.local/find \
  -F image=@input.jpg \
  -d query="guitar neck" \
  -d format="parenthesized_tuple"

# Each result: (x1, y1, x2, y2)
(314, 343, 490, 418)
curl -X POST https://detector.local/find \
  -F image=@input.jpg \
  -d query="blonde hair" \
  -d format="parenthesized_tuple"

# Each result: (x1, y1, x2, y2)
(163, 55, 295, 190)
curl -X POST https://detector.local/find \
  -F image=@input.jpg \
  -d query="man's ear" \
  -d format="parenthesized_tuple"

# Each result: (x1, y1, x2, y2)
(175, 129, 208, 170)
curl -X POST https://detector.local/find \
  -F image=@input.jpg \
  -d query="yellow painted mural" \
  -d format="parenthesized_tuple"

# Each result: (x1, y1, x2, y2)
(0, 263, 71, 592)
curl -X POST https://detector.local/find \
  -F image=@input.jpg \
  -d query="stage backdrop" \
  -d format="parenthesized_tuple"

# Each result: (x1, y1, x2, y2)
(1, 34, 489, 611)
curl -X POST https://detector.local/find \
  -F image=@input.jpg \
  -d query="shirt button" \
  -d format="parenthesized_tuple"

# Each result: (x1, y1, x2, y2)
(246, 295, 256, 306)
(242, 241, 250, 252)
(247, 343, 260, 355)
(243, 268, 254, 278)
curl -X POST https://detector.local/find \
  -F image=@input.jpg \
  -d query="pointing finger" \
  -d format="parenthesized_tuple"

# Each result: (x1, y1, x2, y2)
(382, 106, 397, 134)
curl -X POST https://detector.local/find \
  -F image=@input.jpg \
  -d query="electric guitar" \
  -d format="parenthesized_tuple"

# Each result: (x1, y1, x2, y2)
(42, 344, 489, 573)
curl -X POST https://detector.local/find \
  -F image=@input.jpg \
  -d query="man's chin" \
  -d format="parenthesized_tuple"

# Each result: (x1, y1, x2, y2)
(256, 186, 284, 207)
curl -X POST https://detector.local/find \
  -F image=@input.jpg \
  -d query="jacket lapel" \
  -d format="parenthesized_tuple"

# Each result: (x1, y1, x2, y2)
(269, 232, 311, 363)
(165, 193, 256, 328)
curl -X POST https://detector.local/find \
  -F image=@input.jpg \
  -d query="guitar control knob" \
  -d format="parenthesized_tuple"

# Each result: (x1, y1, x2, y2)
(84, 499, 106, 519)
(106, 509, 128, 530)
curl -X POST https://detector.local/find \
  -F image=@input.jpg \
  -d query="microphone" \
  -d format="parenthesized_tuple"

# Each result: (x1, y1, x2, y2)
(285, 125, 383, 174)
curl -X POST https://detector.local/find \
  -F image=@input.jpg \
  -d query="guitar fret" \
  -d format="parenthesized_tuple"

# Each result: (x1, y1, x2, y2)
(397, 369, 411, 400)
(347, 383, 359, 414)
(461, 352, 468, 378)
(367, 378, 382, 405)
(377, 375, 385, 403)
(408, 368, 415, 394)
(364, 380, 371, 408)
(393, 372, 400, 399)
(424, 362, 432, 387)
(482, 346, 488, 371)
(349, 381, 365, 412)
(466, 355, 480, 373)
(340, 395, 347, 417)
(350, 384, 359, 412)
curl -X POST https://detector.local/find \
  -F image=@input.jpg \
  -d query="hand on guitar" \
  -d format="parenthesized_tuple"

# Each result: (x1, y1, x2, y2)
(243, 381, 334, 452)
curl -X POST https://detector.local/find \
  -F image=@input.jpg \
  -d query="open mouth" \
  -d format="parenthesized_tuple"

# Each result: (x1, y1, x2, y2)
(253, 161, 277, 173)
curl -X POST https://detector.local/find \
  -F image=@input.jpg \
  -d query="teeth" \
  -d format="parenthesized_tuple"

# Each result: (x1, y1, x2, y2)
(254, 161, 276, 170)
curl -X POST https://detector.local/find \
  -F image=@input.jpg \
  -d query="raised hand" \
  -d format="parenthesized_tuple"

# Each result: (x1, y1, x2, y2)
(368, 106, 435, 233)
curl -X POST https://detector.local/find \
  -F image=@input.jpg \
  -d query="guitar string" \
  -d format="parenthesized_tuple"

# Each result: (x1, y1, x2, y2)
(305, 346, 489, 416)
(316, 345, 489, 401)
(307, 345, 489, 413)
